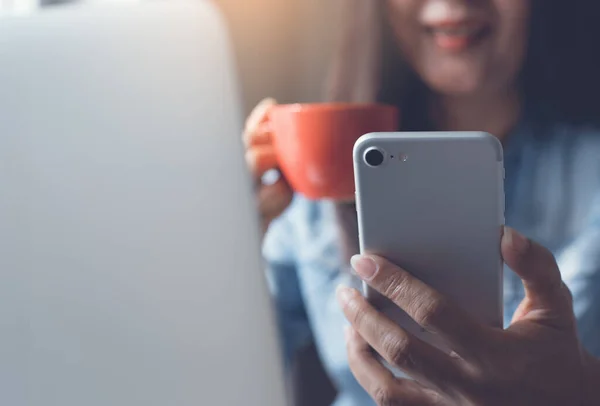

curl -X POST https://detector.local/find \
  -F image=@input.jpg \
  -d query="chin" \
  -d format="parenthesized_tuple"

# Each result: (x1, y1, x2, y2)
(428, 76, 484, 96)
(423, 66, 486, 96)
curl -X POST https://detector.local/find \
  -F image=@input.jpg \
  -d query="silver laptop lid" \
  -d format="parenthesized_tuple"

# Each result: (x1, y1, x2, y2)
(0, 2, 287, 405)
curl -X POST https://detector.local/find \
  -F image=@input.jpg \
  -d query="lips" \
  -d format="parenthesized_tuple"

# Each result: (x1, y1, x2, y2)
(426, 21, 489, 52)
(420, 0, 490, 52)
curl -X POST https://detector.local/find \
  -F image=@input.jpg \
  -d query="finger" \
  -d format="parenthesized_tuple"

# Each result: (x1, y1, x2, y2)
(346, 326, 445, 406)
(338, 286, 468, 395)
(502, 227, 569, 310)
(244, 97, 276, 133)
(350, 254, 488, 359)
(244, 122, 272, 147)
(245, 146, 278, 179)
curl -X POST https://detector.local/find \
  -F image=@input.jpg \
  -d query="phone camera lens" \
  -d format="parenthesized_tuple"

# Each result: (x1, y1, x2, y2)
(364, 148, 385, 167)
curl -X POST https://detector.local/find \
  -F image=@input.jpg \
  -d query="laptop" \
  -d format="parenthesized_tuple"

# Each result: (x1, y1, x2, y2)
(0, 1, 287, 405)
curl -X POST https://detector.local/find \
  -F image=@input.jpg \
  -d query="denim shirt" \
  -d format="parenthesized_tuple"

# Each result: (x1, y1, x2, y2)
(263, 121, 600, 406)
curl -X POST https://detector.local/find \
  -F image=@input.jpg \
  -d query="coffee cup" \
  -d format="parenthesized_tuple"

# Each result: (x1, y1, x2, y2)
(269, 103, 399, 200)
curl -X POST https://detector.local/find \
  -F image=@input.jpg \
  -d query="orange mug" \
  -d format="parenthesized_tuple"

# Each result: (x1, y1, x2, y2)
(269, 103, 399, 200)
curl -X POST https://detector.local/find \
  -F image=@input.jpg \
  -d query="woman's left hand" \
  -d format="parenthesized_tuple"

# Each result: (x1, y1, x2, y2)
(338, 227, 589, 406)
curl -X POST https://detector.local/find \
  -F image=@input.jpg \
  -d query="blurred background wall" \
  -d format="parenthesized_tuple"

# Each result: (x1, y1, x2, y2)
(216, 0, 340, 114)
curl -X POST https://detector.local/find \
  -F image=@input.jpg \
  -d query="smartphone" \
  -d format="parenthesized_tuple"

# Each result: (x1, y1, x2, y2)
(353, 132, 504, 353)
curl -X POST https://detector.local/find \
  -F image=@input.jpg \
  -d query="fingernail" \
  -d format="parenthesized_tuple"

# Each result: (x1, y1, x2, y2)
(506, 227, 530, 254)
(336, 285, 356, 306)
(350, 255, 378, 280)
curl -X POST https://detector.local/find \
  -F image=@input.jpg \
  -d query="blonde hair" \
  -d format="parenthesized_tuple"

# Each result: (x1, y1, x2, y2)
(326, 1, 389, 265)
(325, 0, 383, 103)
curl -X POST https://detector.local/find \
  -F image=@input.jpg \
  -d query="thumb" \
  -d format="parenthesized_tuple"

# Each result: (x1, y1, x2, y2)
(501, 227, 569, 310)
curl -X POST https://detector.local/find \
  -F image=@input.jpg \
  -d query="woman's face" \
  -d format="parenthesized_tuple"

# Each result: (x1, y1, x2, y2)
(386, 0, 531, 96)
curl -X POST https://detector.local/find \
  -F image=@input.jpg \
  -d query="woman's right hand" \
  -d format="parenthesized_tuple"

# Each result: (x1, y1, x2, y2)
(243, 98, 293, 234)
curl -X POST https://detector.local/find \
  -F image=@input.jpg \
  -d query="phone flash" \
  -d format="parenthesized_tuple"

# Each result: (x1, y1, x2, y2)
(399, 153, 408, 162)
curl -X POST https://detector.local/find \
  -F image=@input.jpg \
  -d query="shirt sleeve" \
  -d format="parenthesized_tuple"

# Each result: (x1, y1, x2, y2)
(555, 193, 600, 358)
(262, 204, 314, 368)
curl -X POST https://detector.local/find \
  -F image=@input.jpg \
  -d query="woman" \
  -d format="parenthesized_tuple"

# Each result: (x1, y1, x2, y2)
(244, 1, 600, 405)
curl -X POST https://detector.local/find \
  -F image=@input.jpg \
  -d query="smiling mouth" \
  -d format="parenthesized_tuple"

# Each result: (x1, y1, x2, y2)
(426, 23, 490, 52)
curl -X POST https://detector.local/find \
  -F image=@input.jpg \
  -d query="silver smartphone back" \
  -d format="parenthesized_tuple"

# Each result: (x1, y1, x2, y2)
(353, 132, 504, 351)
